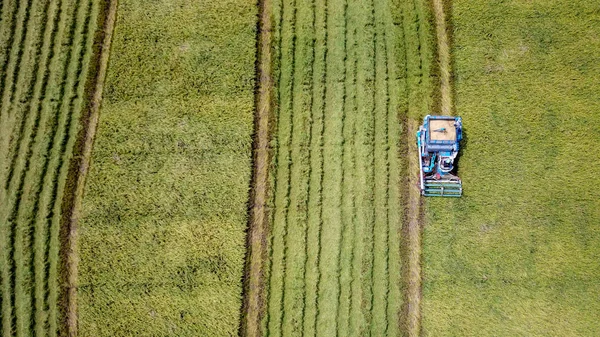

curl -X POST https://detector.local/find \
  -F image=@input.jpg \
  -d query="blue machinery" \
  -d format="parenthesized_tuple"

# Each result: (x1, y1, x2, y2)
(417, 115, 463, 197)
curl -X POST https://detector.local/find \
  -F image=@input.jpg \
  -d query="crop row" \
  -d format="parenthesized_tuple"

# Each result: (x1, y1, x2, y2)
(263, 0, 411, 336)
(0, 0, 101, 335)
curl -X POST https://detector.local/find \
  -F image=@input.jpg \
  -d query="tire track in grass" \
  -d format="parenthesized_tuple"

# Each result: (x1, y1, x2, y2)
(266, 0, 297, 333)
(241, 0, 274, 332)
(262, 0, 283, 332)
(62, 0, 118, 335)
(54, 1, 99, 335)
(336, 0, 355, 334)
(315, 0, 345, 334)
(371, 0, 391, 334)
(281, 0, 313, 333)
(301, 0, 326, 334)
(46, 1, 97, 334)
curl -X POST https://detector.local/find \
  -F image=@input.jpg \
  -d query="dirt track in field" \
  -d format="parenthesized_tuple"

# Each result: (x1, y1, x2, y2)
(240, 0, 274, 334)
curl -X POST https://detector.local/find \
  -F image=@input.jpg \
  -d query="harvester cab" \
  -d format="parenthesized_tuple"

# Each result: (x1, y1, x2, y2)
(417, 115, 463, 197)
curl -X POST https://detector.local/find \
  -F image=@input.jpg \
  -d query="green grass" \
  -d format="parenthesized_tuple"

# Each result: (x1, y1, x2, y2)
(262, 0, 428, 336)
(77, 0, 257, 336)
(422, 0, 600, 335)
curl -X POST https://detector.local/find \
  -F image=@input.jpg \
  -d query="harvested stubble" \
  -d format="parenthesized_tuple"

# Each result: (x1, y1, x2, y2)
(0, 0, 105, 336)
(259, 0, 434, 336)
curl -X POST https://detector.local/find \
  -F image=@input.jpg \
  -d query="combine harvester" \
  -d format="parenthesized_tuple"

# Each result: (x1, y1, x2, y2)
(417, 115, 463, 197)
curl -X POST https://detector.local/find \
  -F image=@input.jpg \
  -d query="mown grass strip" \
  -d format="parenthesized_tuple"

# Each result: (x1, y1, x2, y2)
(0, 0, 49, 335)
(315, 0, 346, 333)
(7, 0, 62, 335)
(30, 0, 94, 334)
(280, 0, 314, 334)
(266, 0, 297, 333)
(348, 0, 376, 335)
(335, 0, 355, 334)
(370, 0, 392, 335)
(383, 2, 405, 336)
(402, 0, 432, 335)
(301, 0, 326, 334)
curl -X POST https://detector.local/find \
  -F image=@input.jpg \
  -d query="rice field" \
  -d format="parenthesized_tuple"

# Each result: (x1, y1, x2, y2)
(258, 0, 434, 335)
(0, 0, 108, 335)
(76, 0, 257, 336)
(422, 0, 600, 335)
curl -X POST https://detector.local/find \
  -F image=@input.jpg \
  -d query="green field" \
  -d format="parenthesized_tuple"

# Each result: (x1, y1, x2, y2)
(261, 0, 432, 336)
(76, 0, 257, 335)
(0, 0, 106, 335)
(422, 0, 600, 335)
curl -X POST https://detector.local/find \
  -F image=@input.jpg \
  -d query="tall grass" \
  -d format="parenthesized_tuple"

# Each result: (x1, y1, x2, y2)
(77, 0, 257, 335)
(423, 0, 600, 335)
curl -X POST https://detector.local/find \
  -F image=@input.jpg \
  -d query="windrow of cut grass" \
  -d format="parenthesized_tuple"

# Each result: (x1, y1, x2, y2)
(76, 0, 257, 336)
(422, 0, 600, 335)
(0, 0, 107, 335)
(259, 0, 435, 336)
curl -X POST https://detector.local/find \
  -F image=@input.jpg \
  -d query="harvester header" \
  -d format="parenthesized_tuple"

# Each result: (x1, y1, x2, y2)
(417, 115, 463, 197)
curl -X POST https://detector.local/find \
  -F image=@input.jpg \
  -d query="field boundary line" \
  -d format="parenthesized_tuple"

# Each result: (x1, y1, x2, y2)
(240, 0, 274, 333)
(58, 0, 118, 335)
(432, 0, 452, 115)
